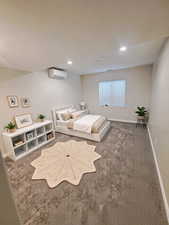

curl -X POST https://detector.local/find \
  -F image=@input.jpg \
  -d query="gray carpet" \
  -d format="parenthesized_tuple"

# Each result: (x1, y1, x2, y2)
(5, 122, 168, 225)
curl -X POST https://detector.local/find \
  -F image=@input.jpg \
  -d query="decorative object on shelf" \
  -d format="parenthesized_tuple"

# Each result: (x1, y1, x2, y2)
(7, 96, 19, 108)
(26, 132, 34, 140)
(15, 113, 33, 129)
(21, 97, 31, 108)
(14, 140, 24, 147)
(5, 121, 16, 133)
(31, 140, 101, 188)
(47, 132, 54, 140)
(38, 114, 46, 122)
(135, 106, 148, 128)
(79, 101, 86, 110)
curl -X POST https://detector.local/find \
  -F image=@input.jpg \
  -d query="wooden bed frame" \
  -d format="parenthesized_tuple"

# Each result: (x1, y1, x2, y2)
(51, 105, 111, 142)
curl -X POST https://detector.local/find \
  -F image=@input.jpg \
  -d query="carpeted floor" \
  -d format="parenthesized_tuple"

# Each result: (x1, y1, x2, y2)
(5, 122, 168, 225)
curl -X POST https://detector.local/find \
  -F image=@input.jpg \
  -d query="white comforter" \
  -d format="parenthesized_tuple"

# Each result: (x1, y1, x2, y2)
(73, 114, 100, 134)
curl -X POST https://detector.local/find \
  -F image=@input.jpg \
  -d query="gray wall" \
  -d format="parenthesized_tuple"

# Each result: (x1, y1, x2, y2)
(149, 38, 169, 209)
(0, 70, 82, 155)
(81, 65, 152, 122)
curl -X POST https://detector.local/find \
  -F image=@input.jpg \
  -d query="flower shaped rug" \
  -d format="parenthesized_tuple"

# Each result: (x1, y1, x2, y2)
(31, 140, 101, 188)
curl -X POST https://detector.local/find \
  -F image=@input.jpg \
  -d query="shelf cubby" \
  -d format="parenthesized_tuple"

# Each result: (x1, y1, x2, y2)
(45, 123, 53, 132)
(36, 126, 45, 136)
(38, 135, 46, 145)
(26, 130, 36, 141)
(27, 139, 37, 151)
(14, 144, 26, 157)
(12, 134, 25, 148)
(46, 131, 54, 141)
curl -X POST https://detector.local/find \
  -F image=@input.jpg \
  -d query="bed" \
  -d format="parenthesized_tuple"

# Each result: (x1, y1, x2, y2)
(51, 105, 111, 142)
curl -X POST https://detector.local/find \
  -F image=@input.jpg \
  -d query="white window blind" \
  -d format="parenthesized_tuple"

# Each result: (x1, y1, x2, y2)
(99, 80, 126, 107)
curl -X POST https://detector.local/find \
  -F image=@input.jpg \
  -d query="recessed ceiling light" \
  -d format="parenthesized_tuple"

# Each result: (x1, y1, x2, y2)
(67, 60, 72, 65)
(120, 46, 127, 52)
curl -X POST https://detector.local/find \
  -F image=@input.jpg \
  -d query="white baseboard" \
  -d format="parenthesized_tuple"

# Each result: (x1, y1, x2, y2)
(108, 118, 136, 124)
(147, 127, 169, 223)
(0, 149, 8, 158)
(2, 152, 8, 158)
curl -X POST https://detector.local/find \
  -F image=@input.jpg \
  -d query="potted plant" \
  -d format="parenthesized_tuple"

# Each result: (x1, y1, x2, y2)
(135, 106, 147, 120)
(5, 121, 16, 133)
(38, 114, 46, 122)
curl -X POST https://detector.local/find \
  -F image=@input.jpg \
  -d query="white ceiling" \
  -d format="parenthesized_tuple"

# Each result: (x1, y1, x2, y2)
(0, 0, 169, 74)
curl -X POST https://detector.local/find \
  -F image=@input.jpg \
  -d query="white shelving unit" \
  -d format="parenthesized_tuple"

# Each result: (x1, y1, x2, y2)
(2, 120, 55, 160)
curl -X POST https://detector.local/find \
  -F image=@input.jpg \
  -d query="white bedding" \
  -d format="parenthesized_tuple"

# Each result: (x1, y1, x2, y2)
(73, 114, 101, 134)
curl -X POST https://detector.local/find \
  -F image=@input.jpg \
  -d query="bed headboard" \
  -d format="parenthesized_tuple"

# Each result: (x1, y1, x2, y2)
(52, 105, 73, 113)
(51, 105, 74, 129)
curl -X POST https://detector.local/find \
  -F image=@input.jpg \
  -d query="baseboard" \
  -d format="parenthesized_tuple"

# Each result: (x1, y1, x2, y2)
(1, 152, 8, 158)
(147, 127, 169, 223)
(108, 118, 136, 124)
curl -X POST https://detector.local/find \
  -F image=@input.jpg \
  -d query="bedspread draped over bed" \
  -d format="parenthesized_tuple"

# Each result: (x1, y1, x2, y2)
(68, 114, 106, 134)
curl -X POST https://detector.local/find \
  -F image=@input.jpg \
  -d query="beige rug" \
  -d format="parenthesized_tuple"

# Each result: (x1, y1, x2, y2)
(31, 140, 101, 188)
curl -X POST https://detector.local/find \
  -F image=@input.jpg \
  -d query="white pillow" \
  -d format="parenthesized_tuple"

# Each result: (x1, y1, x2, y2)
(68, 107, 76, 113)
(71, 110, 84, 119)
(56, 109, 69, 121)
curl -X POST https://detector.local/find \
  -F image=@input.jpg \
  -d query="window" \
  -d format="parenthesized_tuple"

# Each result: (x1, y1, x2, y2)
(99, 80, 126, 107)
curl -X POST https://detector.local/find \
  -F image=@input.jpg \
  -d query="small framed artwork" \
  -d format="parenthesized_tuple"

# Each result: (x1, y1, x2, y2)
(7, 96, 19, 108)
(21, 97, 31, 108)
(15, 113, 33, 129)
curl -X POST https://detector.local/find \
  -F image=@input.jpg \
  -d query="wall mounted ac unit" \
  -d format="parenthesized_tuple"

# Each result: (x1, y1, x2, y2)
(48, 67, 67, 79)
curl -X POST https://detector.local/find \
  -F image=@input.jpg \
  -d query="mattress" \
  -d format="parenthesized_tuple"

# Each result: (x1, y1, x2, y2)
(67, 116, 106, 133)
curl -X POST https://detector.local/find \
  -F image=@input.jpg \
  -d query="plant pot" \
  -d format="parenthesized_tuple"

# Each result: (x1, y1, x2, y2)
(137, 116, 145, 120)
(39, 119, 45, 122)
(8, 128, 16, 133)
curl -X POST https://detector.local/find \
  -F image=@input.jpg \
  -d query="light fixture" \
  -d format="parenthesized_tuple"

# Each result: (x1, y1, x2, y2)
(120, 46, 127, 52)
(67, 60, 72, 65)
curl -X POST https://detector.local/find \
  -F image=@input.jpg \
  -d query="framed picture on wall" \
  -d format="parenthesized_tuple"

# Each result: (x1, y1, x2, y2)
(15, 113, 33, 129)
(21, 97, 31, 108)
(7, 96, 19, 108)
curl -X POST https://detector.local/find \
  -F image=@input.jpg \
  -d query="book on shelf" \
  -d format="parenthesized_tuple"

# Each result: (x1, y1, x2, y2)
(14, 141, 24, 147)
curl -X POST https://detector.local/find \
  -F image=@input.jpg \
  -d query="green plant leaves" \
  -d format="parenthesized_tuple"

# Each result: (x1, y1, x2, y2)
(5, 121, 16, 129)
(135, 106, 147, 116)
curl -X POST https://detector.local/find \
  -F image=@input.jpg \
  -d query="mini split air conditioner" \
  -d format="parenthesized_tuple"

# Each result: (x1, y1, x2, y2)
(48, 67, 67, 79)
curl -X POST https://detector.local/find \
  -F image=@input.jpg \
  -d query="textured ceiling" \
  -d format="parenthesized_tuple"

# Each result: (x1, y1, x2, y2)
(0, 0, 169, 74)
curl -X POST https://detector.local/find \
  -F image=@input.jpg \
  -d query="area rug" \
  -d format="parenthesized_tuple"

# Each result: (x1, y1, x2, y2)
(31, 140, 101, 188)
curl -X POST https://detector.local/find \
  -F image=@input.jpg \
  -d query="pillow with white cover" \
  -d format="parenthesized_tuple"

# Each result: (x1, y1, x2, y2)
(56, 107, 76, 121)
(61, 113, 71, 121)
(71, 110, 84, 119)
(56, 109, 69, 121)
(67, 107, 76, 113)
